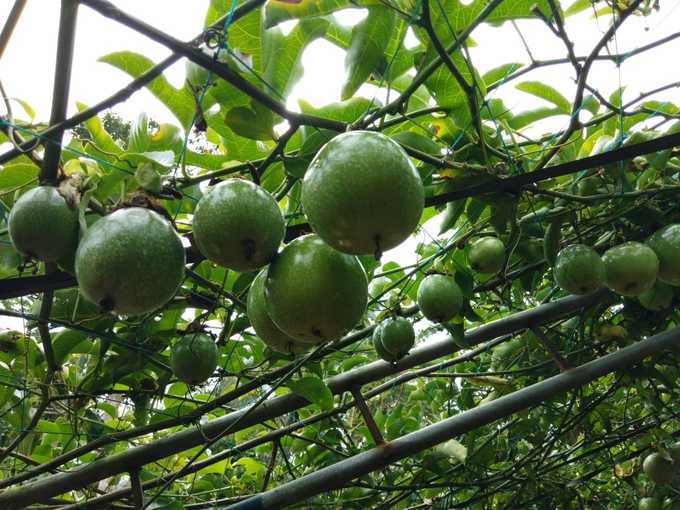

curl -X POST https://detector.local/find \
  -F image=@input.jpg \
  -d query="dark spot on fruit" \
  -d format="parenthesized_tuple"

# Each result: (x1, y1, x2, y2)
(624, 282, 637, 292)
(579, 285, 589, 293)
(242, 238, 256, 261)
(312, 327, 323, 338)
(99, 296, 115, 312)
(374, 235, 382, 260)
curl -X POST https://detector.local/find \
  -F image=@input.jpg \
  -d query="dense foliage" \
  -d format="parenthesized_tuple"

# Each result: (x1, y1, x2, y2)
(1, 0, 680, 509)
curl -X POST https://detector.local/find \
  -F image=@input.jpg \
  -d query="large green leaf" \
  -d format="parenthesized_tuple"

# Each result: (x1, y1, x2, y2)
(0, 163, 38, 193)
(342, 6, 397, 99)
(483, 62, 523, 88)
(264, 0, 352, 28)
(287, 376, 334, 411)
(98, 51, 195, 128)
(516, 81, 571, 114)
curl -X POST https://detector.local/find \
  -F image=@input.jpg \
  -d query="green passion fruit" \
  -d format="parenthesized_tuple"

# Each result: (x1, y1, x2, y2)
(301, 131, 424, 256)
(553, 244, 605, 295)
(170, 333, 218, 385)
(192, 179, 284, 272)
(265, 234, 368, 343)
(468, 237, 505, 274)
(75, 207, 185, 316)
(602, 242, 659, 297)
(247, 269, 311, 355)
(8, 186, 79, 262)
(647, 224, 680, 286)
(416, 274, 463, 323)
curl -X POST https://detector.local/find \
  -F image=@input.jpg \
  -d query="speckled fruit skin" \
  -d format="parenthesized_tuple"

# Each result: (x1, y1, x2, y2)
(265, 234, 368, 343)
(170, 333, 218, 384)
(301, 131, 424, 256)
(247, 270, 310, 355)
(647, 224, 680, 286)
(75, 207, 185, 315)
(416, 274, 463, 323)
(554, 244, 605, 295)
(639, 498, 662, 510)
(643, 452, 675, 485)
(8, 186, 78, 262)
(602, 242, 659, 297)
(376, 317, 415, 358)
(192, 179, 284, 272)
(468, 237, 505, 274)
(372, 323, 399, 362)
(639, 281, 674, 311)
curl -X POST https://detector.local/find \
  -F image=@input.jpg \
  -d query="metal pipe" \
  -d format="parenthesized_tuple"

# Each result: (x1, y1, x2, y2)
(0, 0, 27, 60)
(0, 290, 606, 508)
(229, 325, 680, 510)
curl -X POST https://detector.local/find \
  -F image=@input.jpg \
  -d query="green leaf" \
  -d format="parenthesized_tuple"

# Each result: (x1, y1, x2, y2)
(98, 51, 195, 128)
(516, 81, 571, 113)
(341, 6, 397, 100)
(565, 0, 591, 16)
(225, 106, 275, 140)
(390, 131, 441, 156)
(128, 112, 150, 153)
(263, 18, 329, 100)
(509, 107, 564, 130)
(52, 330, 91, 365)
(287, 376, 334, 411)
(0, 163, 38, 193)
(264, 0, 350, 28)
(75, 102, 123, 155)
(482, 63, 523, 88)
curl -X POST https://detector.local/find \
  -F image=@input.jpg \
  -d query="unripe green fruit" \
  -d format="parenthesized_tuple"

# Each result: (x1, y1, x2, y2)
(372, 323, 399, 363)
(553, 244, 605, 295)
(639, 281, 674, 311)
(468, 237, 505, 274)
(374, 317, 414, 360)
(416, 274, 463, 323)
(75, 208, 185, 315)
(8, 186, 78, 262)
(368, 276, 392, 299)
(170, 333, 218, 385)
(192, 179, 284, 272)
(603, 242, 659, 297)
(643, 452, 675, 485)
(247, 270, 310, 355)
(640, 498, 662, 510)
(301, 131, 424, 256)
(647, 224, 680, 286)
(265, 234, 368, 343)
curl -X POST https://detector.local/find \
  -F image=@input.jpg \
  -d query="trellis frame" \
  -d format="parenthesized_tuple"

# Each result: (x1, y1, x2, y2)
(0, 0, 679, 508)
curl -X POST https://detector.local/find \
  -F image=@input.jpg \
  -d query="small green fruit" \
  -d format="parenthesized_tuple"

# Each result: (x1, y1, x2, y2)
(368, 276, 392, 299)
(192, 179, 284, 272)
(374, 317, 414, 360)
(603, 242, 659, 297)
(170, 333, 218, 385)
(553, 244, 605, 295)
(647, 224, 680, 286)
(372, 323, 399, 363)
(468, 237, 505, 274)
(265, 234, 368, 343)
(75, 207, 185, 315)
(416, 274, 463, 323)
(639, 281, 674, 311)
(8, 186, 78, 262)
(640, 498, 662, 510)
(643, 452, 675, 485)
(301, 131, 424, 256)
(247, 269, 310, 355)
